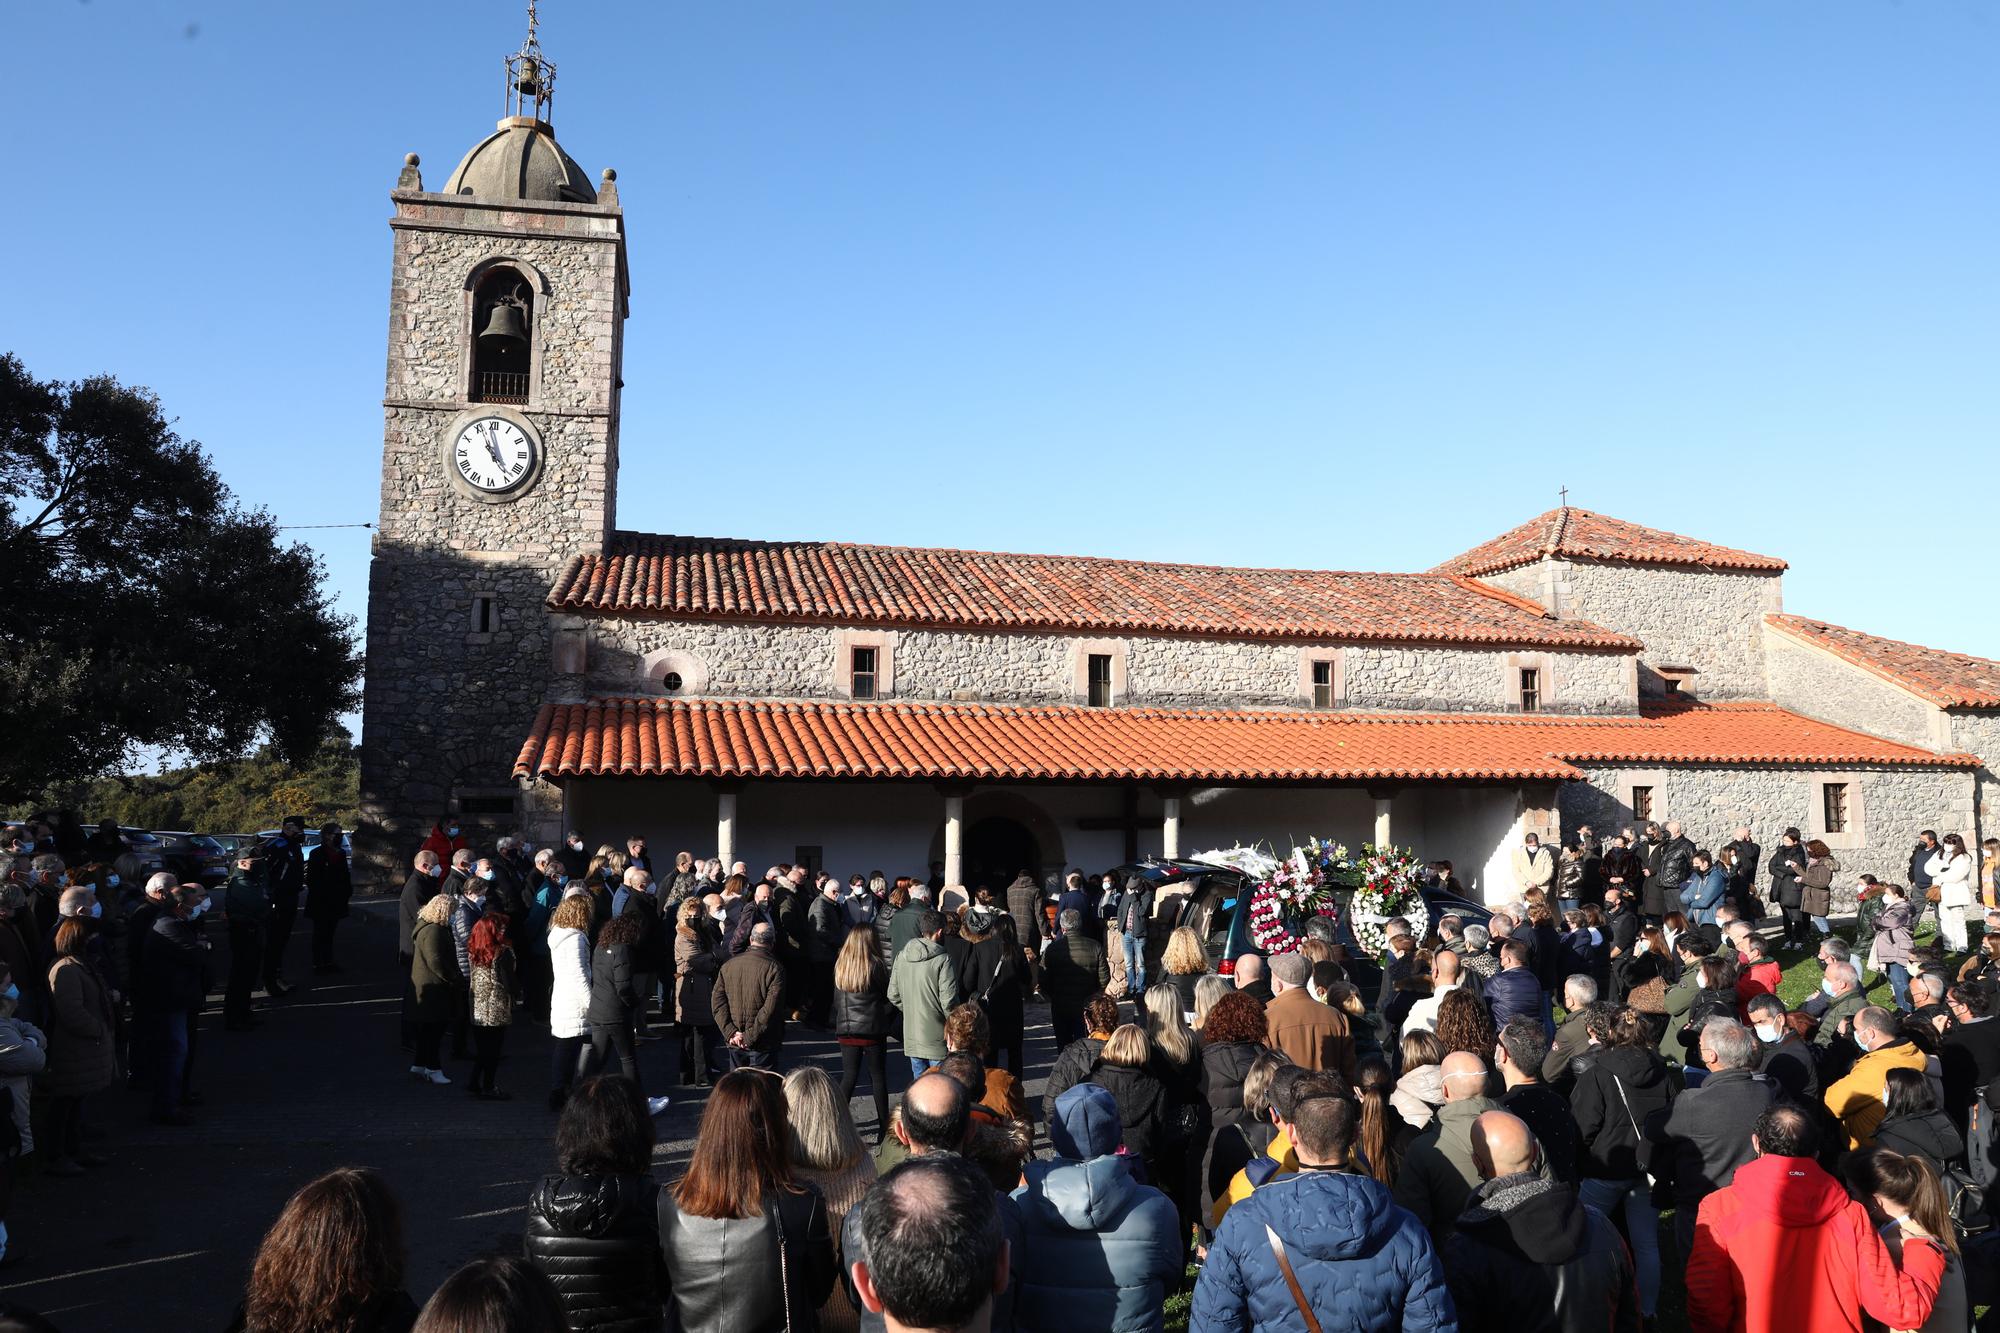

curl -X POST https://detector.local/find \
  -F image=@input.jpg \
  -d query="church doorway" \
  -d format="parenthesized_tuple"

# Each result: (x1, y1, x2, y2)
(962, 816, 1040, 896)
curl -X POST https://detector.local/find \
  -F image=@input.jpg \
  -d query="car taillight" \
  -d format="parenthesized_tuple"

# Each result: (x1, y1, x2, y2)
(1218, 958, 1235, 976)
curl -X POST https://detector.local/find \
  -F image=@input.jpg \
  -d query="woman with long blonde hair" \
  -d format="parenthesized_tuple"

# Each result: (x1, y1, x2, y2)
(831, 926, 892, 1144)
(1160, 926, 1209, 1018)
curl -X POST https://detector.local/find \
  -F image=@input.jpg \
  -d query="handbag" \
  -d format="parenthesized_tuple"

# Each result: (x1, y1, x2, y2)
(1627, 975, 1668, 1015)
(1264, 1224, 1324, 1333)
(1926, 885, 1943, 904)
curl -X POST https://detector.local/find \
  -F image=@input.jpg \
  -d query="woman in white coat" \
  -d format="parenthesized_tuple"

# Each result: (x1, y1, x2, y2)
(1925, 832, 1975, 952)
(545, 892, 594, 1111)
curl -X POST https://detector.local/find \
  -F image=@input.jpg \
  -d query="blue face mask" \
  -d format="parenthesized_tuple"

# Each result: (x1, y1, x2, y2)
(106, 874, 120, 888)
(447, 826, 461, 838)
(1821, 978, 1837, 996)
(479, 868, 496, 883)
(0, 984, 15, 1002)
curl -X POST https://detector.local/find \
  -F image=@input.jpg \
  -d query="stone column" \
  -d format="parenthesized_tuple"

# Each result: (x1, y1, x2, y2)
(1368, 784, 1400, 849)
(1161, 796, 1183, 860)
(943, 791, 965, 888)
(716, 787, 739, 868)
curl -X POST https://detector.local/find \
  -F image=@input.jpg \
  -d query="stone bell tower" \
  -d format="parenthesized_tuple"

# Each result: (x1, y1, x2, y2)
(357, 5, 628, 887)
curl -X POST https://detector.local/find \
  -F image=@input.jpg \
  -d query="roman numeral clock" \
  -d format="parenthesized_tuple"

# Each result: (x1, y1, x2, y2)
(441, 406, 545, 503)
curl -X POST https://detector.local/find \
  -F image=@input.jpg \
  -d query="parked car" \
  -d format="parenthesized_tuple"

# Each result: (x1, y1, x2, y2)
(1147, 858, 1493, 990)
(152, 831, 233, 890)
(114, 827, 168, 877)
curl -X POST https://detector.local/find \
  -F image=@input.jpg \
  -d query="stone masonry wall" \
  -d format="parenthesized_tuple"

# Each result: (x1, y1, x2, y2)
(360, 189, 626, 887)
(1944, 710, 2000, 843)
(1485, 559, 1782, 700)
(1558, 763, 1975, 912)
(582, 617, 1639, 713)
(1763, 627, 1944, 750)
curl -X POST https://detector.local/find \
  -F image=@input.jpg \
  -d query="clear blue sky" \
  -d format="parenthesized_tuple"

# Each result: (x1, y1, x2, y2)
(16, 1, 2000, 670)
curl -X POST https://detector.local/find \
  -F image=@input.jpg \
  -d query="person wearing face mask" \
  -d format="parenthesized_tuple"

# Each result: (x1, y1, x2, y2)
(420, 815, 468, 866)
(138, 884, 211, 1125)
(0, 963, 46, 1265)
(1744, 993, 1819, 1102)
(448, 862, 492, 1062)
(304, 822, 352, 977)
(521, 850, 563, 1017)
(1825, 1006, 1931, 1149)
(397, 851, 444, 1054)
(222, 854, 271, 1032)
(555, 831, 588, 880)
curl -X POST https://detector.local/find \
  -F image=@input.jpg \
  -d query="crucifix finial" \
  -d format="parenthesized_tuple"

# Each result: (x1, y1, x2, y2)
(1558, 485, 1569, 507)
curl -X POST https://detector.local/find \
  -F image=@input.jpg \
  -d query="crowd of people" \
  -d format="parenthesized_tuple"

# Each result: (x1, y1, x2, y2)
(0, 814, 353, 1274)
(3, 807, 1999, 1330)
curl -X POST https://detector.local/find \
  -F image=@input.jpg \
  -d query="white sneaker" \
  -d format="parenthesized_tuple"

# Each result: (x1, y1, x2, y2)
(647, 1095, 672, 1116)
(426, 1068, 451, 1086)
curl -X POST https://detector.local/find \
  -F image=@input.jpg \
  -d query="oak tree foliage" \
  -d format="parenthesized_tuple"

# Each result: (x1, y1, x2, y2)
(0, 353, 361, 802)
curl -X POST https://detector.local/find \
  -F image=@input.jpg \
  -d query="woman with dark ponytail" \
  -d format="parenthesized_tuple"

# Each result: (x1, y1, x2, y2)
(1842, 1147, 1966, 1333)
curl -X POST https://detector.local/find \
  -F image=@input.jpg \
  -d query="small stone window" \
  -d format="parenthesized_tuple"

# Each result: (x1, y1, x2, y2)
(1807, 772, 1865, 849)
(1519, 668, 1542, 713)
(1087, 654, 1114, 707)
(1505, 653, 1554, 712)
(1311, 660, 1336, 709)
(851, 647, 878, 701)
(661, 671, 684, 694)
(470, 595, 496, 634)
(1630, 785, 1654, 821)
(1823, 783, 1849, 834)
(835, 631, 895, 700)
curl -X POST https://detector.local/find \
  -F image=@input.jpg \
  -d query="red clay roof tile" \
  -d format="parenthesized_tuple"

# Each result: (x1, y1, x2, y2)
(1433, 507, 1787, 577)
(544, 532, 1639, 649)
(514, 698, 1969, 784)
(1766, 614, 2000, 709)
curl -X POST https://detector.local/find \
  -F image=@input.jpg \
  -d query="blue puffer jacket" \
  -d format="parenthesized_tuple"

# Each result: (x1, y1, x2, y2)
(1011, 1084, 1183, 1332)
(1679, 865, 1728, 925)
(1483, 966, 1543, 1031)
(1191, 1168, 1456, 1332)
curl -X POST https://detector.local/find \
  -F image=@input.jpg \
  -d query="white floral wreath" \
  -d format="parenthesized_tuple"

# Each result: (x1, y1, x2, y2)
(1246, 883, 1336, 955)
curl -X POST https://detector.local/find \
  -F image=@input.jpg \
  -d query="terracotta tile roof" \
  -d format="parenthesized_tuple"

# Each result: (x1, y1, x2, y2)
(514, 697, 1970, 785)
(544, 532, 1639, 649)
(1766, 614, 2000, 709)
(1433, 507, 1788, 577)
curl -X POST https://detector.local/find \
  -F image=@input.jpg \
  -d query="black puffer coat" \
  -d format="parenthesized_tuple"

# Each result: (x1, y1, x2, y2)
(832, 970, 893, 1038)
(1199, 1039, 1264, 1133)
(523, 1172, 666, 1333)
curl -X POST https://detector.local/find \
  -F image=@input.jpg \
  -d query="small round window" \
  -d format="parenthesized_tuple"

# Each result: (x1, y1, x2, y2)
(661, 671, 683, 693)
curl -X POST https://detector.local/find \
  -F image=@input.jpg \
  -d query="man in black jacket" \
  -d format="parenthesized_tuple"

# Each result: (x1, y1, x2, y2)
(1495, 1017, 1581, 1184)
(1653, 821, 1694, 925)
(1646, 1017, 1773, 1260)
(1443, 1111, 1638, 1333)
(804, 876, 845, 1029)
(260, 816, 307, 997)
(1114, 875, 1154, 996)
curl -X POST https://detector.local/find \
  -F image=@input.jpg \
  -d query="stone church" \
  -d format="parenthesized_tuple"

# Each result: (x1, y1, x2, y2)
(359, 31, 1999, 899)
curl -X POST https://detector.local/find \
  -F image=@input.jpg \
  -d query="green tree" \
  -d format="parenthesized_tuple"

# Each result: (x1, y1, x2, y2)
(6, 733, 361, 834)
(0, 353, 360, 801)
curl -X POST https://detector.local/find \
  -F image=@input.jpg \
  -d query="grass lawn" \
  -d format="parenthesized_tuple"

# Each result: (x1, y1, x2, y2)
(1162, 917, 1986, 1333)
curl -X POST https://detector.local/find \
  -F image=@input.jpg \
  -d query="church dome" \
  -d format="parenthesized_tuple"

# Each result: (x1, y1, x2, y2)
(443, 116, 597, 204)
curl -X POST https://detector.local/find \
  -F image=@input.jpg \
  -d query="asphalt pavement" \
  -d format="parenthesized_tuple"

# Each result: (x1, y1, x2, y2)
(0, 903, 1066, 1331)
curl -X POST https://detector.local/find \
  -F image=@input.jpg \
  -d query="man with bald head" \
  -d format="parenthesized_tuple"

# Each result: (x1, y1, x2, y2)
(1443, 1111, 1638, 1330)
(1393, 1050, 1510, 1243)
(1231, 952, 1271, 1005)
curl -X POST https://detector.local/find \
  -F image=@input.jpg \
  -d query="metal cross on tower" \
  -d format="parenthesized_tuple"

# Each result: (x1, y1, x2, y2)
(504, 0, 558, 123)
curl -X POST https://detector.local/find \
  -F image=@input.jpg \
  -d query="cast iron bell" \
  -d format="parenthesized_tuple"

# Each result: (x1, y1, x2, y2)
(477, 301, 528, 352)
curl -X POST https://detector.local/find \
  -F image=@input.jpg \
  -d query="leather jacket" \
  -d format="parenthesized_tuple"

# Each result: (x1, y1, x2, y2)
(832, 972, 893, 1038)
(659, 1181, 835, 1332)
(523, 1173, 666, 1332)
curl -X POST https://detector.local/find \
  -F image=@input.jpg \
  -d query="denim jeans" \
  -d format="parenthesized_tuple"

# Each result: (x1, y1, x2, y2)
(1123, 933, 1147, 994)
(1810, 915, 1832, 936)
(1579, 1176, 1661, 1318)
(1886, 962, 1911, 1012)
(909, 1056, 938, 1080)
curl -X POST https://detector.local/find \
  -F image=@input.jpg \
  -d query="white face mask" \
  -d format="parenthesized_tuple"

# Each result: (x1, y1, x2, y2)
(1634, 939, 1649, 954)
(1754, 1022, 1779, 1043)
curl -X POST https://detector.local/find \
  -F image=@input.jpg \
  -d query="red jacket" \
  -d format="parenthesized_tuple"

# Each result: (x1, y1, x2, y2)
(419, 825, 467, 864)
(1686, 1154, 1943, 1333)
(1733, 959, 1782, 1017)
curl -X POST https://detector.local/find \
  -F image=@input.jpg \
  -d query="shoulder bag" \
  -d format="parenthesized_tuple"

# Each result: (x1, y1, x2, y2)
(1264, 1224, 1323, 1333)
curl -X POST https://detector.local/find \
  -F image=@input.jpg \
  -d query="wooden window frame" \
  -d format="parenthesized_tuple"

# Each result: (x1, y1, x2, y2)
(1070, 638, 1128, 706)
(1505, 653, 1555, 713)
(834, 630, 897, 700)
(1298, 650, 1345, 709)
(1807, 771, 1866, 850)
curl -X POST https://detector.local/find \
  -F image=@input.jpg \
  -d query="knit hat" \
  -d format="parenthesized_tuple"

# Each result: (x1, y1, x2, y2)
(1051, 1082, 1121, 1160)
(1270, 951, 1310, 987)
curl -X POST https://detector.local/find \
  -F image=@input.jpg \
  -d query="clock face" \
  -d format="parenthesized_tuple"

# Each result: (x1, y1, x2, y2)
(452, 416, 537, 492)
